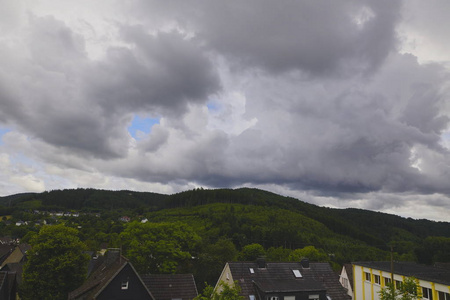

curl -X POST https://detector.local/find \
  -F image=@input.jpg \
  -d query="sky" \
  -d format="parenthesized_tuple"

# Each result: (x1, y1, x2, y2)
(1, 1, 450, 221)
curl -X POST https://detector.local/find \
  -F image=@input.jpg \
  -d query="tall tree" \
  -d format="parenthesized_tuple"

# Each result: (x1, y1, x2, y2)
(120, 221, 201, 274)
(21, 224, 90, 300)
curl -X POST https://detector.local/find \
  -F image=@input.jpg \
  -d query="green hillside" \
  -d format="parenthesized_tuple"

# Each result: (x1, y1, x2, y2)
(1, 187, 449, 274)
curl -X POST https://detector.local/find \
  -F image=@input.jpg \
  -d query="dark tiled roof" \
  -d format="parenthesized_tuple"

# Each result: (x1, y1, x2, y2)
(68, 255, 129, 299)
(141, 274, 198, 300)
(0, 245, 14, 264)
(353, 261, 450, 285)
(226, 262, 350, 300)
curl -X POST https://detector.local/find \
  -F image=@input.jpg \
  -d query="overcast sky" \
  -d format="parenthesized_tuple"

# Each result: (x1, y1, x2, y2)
(1, 1, 450, 221)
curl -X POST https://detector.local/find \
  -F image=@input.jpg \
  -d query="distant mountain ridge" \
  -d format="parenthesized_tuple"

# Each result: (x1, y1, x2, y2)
(1, 187, 449, 265)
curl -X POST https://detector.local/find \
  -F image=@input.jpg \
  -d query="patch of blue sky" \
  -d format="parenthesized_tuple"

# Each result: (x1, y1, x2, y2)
(440, 131, 450, 149)
(206, 100, 221, 112)
(128, 115, 160, 139)
(0, 128, 11, 145)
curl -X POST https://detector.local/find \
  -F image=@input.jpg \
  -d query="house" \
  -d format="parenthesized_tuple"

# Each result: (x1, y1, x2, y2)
(119, 216, 131, 223)
(216, 259, 350, 300)
(0, 271, 17, 300)
(68, 249, 154, 300)
(339, 264, 353, 300)
(141, 274, 198, 300)
(0, 245, 15, 266)
(352, 261, 450, 300)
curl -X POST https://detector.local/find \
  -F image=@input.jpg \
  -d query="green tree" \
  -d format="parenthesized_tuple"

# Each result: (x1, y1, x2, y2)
(120, 221, 201, 274)
(378, 277, 421, 300)
(21, 224, 90, 300)
(288, 246, 329, 262)
(239, 243, 265, 261)
(195, 281, 244, 300)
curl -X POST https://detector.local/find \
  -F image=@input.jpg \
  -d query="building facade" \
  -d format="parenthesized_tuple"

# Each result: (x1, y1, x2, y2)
(352, 262, 450, 300)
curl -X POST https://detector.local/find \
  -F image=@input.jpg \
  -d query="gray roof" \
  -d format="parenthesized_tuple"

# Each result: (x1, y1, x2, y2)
(353, 261, 450, 285)
(226, 262, 350, 300)
(141, 274, 198, 300)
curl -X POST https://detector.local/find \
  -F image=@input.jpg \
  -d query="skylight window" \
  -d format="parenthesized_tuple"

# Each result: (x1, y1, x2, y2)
(293, 269, 302, 278)
(249, 268, 255, 274)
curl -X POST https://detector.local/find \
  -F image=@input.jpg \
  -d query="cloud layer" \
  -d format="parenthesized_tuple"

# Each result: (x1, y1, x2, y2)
(1, 0, 450, 221)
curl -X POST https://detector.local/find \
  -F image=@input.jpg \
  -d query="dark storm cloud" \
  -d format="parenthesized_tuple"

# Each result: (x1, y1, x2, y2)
(131, 0, 401, 75)
(85, 26, 221, 116)
(0, 15, 220, 159)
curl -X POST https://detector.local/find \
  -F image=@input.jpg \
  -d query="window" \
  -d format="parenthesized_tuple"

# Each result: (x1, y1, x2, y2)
(269, 297, 279, 300)
(309, 295, 320, 300)
(249, 295, 256, 300)
(422, 287, 433, 300)
(285, 296, 295, 300)
(249, 268, 255, 274)
(365, 272, 371, 282)
(374, 274, 381, 285)
(293, 269, 302, 278)
(439, 292, 450, 300)
(384, 277, 392, 286)
(395, 280, 402, 289)
(341, 277, 349, 289)
(121, 281, 129, 290)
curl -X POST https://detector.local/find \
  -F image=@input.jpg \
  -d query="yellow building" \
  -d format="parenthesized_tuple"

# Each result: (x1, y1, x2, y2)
(352, 262, 450, 300)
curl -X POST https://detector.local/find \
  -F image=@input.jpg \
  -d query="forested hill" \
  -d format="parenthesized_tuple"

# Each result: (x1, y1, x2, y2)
(1, 187, 450, 266)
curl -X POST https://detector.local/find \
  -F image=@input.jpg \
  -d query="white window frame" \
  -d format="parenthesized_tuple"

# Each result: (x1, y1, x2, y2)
(293, 269, 302, 278)
(422, 287, 433, 300)
(309, 294, 320, 300)
(365, 272, 371, 282)
(438, 291, 450, 300)
(374, 274, 381, 285)
(121, 281, 129, 290)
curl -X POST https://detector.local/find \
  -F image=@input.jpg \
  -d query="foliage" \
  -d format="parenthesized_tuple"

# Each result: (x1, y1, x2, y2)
(195, 238, 238, 287)
(120, 221, 201, 274)
(21, 224, 90, 300)
(288, 246, 329, 262)
(194, 281, 244, 300)
(378, 277, 421, 300)
(239, 243, 266, 261)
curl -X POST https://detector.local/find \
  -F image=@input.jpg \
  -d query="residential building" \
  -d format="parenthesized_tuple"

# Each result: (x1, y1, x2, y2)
(68, 249, 154, 300)
(352, 261, 450, 300)
(339, 264, 353, 300)
(69, 250, 199, 300)
(216, 259, 350, 300)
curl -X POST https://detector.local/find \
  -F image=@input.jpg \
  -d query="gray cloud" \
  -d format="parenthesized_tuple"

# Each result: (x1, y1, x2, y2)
(0, 0, 450, 221)
(130, 0, 401, 76)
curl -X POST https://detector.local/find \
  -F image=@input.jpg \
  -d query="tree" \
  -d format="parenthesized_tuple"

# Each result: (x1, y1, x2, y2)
(288, 246, 329, 262)
(21, 224, 90, 300)
(378, 277, 421, 300)
(120, 221, 201, 274)
(239, 243, 265, 261)
(195, 281, 244, 300)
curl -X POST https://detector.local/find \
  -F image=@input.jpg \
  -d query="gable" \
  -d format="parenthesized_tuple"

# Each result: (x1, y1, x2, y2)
(96, 263, 153, 300)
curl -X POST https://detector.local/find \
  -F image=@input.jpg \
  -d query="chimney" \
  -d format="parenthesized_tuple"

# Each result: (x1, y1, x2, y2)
(301, 258, 309, 269)
(105, 248, 121, 266)
(256, 258, 266, 269)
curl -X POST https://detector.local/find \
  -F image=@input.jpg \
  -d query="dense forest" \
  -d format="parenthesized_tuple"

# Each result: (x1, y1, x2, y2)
(1, 187, 450, 287)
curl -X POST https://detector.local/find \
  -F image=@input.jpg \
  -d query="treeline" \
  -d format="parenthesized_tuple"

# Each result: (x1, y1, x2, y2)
(1, 187, 450, 271)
